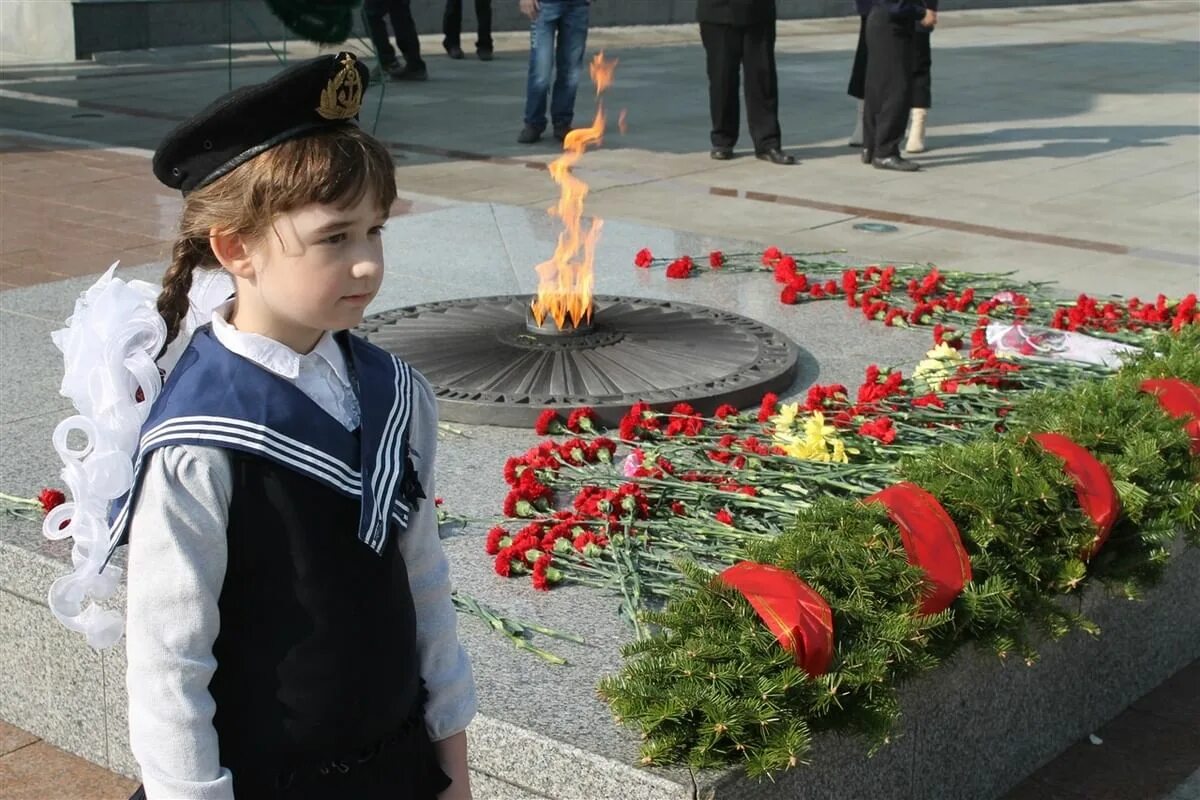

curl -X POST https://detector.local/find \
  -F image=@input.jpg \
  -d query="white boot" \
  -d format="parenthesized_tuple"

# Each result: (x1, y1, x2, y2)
(849, 99, 864, 147)
(905, 107, 928, 153)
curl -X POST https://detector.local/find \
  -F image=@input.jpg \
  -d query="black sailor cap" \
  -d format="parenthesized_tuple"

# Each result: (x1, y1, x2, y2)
(152, 52, 369, 194)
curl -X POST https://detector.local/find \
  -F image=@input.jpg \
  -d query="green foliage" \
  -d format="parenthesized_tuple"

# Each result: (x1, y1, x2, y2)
(600, 329, 1199, 778)
(265, 0, 360, 44)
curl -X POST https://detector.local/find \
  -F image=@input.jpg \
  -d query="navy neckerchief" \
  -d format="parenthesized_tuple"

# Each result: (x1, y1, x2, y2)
(106, 325, 422, 565)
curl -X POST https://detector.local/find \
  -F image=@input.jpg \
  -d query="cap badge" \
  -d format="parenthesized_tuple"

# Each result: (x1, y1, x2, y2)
(317, 53, 363, 121)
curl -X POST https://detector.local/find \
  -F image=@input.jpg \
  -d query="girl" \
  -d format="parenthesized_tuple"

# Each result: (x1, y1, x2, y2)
(108, 52, 476, 799)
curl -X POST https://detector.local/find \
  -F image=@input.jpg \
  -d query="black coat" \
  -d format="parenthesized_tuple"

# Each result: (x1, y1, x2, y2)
(696, 0, 776, 26)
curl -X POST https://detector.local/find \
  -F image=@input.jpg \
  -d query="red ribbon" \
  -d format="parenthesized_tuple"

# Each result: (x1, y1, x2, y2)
(719, 561, 834, 677)
(866, 482, 972, 615)
(1140, 378, 1200, 455)
(1032, 433, 1119, 558)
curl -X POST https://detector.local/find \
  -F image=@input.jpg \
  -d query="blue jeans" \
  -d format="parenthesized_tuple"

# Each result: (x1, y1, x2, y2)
(523, 0, 590, 131)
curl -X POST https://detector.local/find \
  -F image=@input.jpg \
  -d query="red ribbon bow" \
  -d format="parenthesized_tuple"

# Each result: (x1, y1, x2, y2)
(1140, 378, 1200, 455)
(867, 482, 972, 615)
(1032, 433, 1119, 558)
(719, 561, 834, 677)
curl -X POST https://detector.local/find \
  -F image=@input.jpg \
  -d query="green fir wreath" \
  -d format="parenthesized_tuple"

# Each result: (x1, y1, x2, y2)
(264, 0, 361, 44)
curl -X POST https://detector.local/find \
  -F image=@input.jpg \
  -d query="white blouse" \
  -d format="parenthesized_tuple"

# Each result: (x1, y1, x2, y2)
(125, 318, 477, 800)
(209, 303, 360, 430)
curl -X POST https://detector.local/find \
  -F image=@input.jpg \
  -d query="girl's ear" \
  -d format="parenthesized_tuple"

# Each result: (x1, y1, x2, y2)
(209, 229, 255, 278)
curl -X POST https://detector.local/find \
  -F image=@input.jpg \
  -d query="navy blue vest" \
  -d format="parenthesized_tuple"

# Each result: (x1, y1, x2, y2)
(109, 325, 431, 777)
(107, 325, 424, 561)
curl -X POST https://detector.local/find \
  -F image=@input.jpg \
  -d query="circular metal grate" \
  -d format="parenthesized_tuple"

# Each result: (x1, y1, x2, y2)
(356, 295, 799, 427)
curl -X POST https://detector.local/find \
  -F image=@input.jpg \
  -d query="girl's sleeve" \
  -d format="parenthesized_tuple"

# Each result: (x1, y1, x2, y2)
(125, 444, 235, 800)
(400, 372, 479, 742)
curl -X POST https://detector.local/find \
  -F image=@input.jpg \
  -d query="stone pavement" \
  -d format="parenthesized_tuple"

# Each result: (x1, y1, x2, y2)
(1, 2, 1197, 798)
(1, 1, 1196, 296)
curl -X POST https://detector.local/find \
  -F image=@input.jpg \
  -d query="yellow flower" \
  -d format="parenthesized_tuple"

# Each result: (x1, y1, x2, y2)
(914, 341, 964, 385)
(771, 402, 801, 432)
(773, 411, 852, 464)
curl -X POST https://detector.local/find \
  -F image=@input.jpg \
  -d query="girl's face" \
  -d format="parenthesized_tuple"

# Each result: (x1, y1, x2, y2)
(235, 192, 387, 351)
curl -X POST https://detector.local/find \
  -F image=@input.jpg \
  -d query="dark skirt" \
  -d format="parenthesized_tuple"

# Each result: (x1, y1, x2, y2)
(848, 15, 934, 108)
(128, 716, 452, 800)
(847, 14, 868, 99)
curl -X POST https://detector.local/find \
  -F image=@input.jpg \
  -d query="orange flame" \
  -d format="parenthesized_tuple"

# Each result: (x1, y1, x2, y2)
(530, 52, 619, 330)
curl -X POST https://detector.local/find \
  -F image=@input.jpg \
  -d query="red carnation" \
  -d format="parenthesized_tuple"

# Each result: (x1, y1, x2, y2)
(535, 409, 563, 436)
(485, 526, 508, 555)
(761, 246, 783, 266)
(757, 392, 779, 422)
(671, 501, 687, 516)
(858, 416, 897, 444)
(38, 488, 66, 514)
(494, 548, 515, 577)
(773, 255, 798, 284)
(587, 437, 617, 463)
(665, 256, 694, 279)
(912, 393, 945, 409)
(715, 508, 734, 525)
(709, 250, 725, 268)
(634, 248, 654, 268)
(566, 407, 598, 433)
(780, 284, 800, 305)
(532, 553, 554, 591)
(714, 403, 739, 420)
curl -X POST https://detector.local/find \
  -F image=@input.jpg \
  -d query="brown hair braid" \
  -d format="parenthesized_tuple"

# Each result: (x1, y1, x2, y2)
(157, 125, 397, 351)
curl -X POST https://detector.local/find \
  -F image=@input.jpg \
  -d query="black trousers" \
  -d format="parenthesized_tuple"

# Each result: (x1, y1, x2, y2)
(363, 0, 424, 69)
(863, 6, 915, 158)
(699, 20, 782, 152)
(911, 28, 932, 108)
(849, 16, 932, 108)
(443, 0, 493, 51)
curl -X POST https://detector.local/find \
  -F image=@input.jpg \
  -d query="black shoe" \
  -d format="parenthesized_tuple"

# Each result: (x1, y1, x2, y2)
(477, 49, 494, 61)
(553, 125, 574, 142)
(445, 45, 465, 59)
(872, 155, 920, 172)
(861, 148, 872, 164)
(390, 64, 428, 81)
(756, 148, 796, 165)
(517, 125, 542, 144)
(710, 147, 734, 161)
(371, 61, 400, 81)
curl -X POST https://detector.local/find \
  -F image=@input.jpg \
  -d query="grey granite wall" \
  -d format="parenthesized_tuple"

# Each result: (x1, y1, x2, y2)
(4, 534, 1196, 799)
(53, 0, 1123, 59)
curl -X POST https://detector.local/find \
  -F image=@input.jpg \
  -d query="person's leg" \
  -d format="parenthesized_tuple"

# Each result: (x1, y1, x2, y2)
(475, 0, 494, 55)
(906, 27, 932, 152)
(742, 18, 784, 155)
(864, 7, 916, 165)
(443, 0, 463, 53)
(700, 21, 742, 151)
(550, 0, 590, 136)
(910, 28, 932, 108)
(848, 15, 868, 99)
(390, 0, 426, 72)
(522, 1, 561, 138)
(362, 0, 399, 68)
(848, 14, 868, 145)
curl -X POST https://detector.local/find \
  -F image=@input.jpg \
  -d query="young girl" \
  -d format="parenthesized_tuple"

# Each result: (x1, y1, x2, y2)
(106, 52, 476, 799)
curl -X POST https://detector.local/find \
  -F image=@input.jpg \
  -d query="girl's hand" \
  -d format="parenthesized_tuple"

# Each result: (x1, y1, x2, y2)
(921, 9, 937, 28)
(520, 0, 540, 19)
(434, 731, 472, 800)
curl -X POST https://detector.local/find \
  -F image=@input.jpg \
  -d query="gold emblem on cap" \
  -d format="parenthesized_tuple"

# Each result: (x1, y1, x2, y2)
(317, 53, 363, 120)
